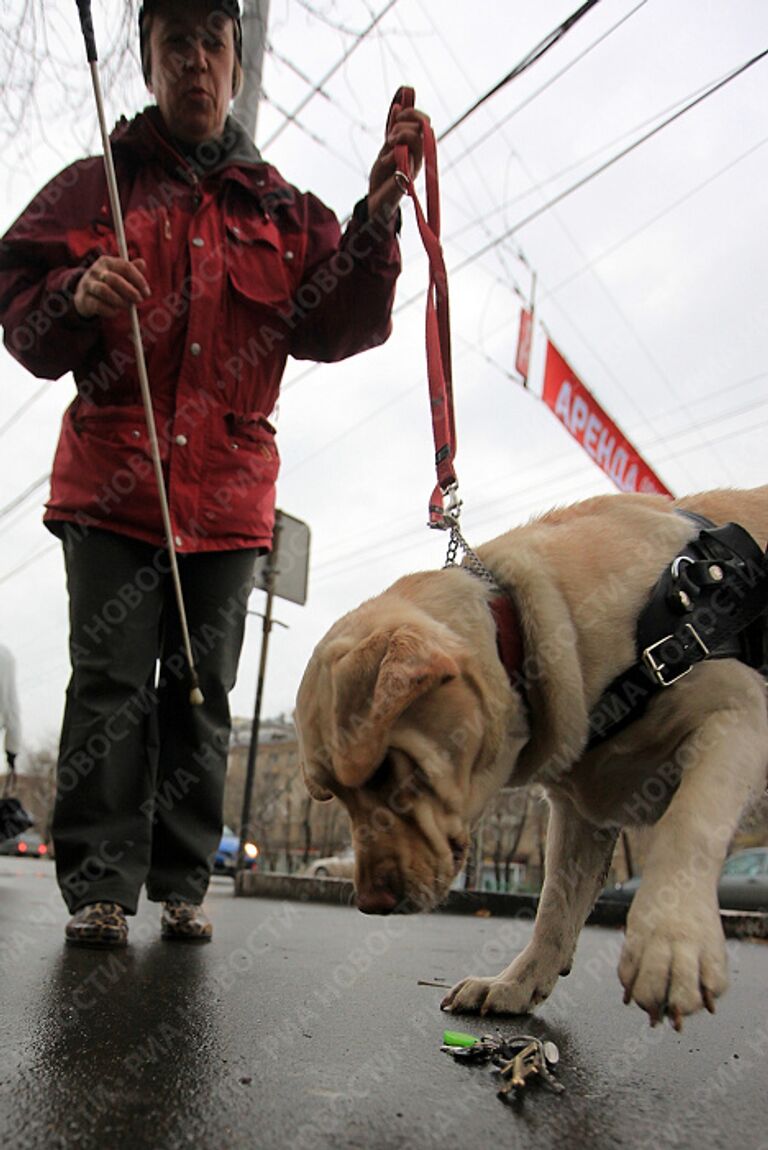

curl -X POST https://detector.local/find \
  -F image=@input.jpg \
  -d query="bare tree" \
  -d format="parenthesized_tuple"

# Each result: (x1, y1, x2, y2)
(301, 793, 313, 866)
(484, 789, 530, 892)
(3, 742, 57, 840)
(0, 1, 141, 164)
(1, 0, 267, 170)
(503, 790, 529, 888)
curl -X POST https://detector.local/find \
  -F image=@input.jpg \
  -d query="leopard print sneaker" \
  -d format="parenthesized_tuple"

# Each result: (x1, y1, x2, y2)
(160, 900, 212, 942)
(65, 901, 128, 948)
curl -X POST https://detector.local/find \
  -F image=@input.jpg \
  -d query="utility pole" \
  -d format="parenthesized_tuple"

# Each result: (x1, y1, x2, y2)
(233, 0, 270, 142)
(234, 511, 309, 881)
(236, 517, 280, 872)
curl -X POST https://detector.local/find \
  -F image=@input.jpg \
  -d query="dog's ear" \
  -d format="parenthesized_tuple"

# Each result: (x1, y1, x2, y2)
(330, 625, 459, 788)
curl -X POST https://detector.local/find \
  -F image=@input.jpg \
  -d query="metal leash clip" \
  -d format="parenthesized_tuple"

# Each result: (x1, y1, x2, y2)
(440, 483, 463, 528)
(428, 482, 462, 532)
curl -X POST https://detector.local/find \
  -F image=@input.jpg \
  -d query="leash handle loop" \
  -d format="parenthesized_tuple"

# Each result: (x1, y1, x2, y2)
(388, 85, 415, 188)
(387, 86, 457, 529)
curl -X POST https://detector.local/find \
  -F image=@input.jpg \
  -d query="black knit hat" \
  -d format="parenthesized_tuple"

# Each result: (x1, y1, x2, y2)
(138, 1, 243, 85)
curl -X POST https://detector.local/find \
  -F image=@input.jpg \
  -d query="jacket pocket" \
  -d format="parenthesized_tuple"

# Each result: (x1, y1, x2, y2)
(224, 215, 292, 307)
(73, 402, 151, 447)
(202, 411, 280, 527)
(48, 402, 162, 528)
(72, 401, 169, 477)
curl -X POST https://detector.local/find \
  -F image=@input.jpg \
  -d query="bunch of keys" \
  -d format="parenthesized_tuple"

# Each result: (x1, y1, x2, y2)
(441, 1031, 564, 1098)
(493, 1035, 564, 1098)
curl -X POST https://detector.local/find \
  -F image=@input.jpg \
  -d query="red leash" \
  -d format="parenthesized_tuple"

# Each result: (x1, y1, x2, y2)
(387, 91, 528, 693)
(387, 87, 459, 529)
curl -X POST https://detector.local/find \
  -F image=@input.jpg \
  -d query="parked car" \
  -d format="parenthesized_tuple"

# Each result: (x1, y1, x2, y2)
(600, 848, 768, 912)
(716, 847, 768, 911)
(213, 826, 259, 876)
(0, 831, 50, 858)
(598, 875, 641, 907)
(303, 846, 355, 879)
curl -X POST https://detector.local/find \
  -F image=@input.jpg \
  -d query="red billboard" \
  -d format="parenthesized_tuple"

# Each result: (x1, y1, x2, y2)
(515, 308, 532, 382)
(542, 341, 672, 496)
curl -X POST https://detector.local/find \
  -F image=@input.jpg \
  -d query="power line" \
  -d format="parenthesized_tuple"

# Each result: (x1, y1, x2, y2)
(260, 0, 401, 149)
(390, 3, 526, 301)
(453, 46, 768, 273)
(0, 541, 57, 587)
(443, 73, 749, 242)
(290, 0, 367, 38)
(442, 0, 648, 172)
(282, 259, 766, 527)
(543, 131, 768, 298)
(307, 391, 768, 584)
(3, 392, 764, 619)
(260, 89, 367, 177)
(0, 472, 50, 522)
(438, 0, 605, 142)
(265, 40, 379, 153)
(283, 48, 767, 409)
(393, 41, 757, 487)
(278, 28, 765, 429)
(0, 380, 52, 439)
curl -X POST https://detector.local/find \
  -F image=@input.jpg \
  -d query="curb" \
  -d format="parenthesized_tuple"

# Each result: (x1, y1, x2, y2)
(233, 872, 768, 939)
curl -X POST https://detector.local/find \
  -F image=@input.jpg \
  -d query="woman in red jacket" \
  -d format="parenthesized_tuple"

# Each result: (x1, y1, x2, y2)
(0, 0, 424, 946)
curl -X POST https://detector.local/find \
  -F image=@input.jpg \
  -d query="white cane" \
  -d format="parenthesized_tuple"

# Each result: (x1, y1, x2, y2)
(75, 0, 203, 706)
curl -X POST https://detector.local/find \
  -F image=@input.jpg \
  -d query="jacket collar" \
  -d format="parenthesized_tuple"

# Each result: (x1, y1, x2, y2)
(109, 107, 291, 197)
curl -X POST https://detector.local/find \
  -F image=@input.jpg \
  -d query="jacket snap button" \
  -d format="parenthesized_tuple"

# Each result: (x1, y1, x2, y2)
(190, 342, 201, 356)
(174, 535, 183, 547)
(191, 237, 204, 248)
(175, 434, 188, 447)
(284, 250, 294, 261)
(230, 442, 239, 451)
(131, 429, 140, 439)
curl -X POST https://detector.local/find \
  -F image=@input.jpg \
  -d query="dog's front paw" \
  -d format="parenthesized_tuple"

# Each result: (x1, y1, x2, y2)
(618, 900, 727, 1029)
(441, 948, 560, 1016)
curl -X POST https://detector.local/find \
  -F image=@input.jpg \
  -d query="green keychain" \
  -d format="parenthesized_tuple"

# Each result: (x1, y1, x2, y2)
(442, 1030, 480, 1048)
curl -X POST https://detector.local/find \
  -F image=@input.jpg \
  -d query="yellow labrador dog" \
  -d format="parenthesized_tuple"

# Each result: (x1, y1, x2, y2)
(295, 487, 768, 1028)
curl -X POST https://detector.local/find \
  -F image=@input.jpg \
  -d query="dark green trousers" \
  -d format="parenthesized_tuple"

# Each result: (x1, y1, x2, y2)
(53, 525, 260, 914)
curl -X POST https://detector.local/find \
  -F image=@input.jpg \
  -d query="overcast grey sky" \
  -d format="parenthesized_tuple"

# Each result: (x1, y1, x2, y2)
(1, 0, 766, 752)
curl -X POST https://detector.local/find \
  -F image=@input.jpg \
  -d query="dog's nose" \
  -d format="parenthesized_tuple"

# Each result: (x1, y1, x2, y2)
(356, 887, 398, 914)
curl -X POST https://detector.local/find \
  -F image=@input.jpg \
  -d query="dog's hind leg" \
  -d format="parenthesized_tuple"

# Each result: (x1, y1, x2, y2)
(441, 797, 617, 1016)
(618, 669, 768, 1029)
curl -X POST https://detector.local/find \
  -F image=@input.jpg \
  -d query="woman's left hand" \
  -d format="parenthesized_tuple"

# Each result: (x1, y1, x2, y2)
(367, 107, 429, 223)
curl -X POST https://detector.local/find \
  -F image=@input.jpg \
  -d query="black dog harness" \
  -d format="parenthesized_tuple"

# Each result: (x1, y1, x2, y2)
(586, 511, 768, 749)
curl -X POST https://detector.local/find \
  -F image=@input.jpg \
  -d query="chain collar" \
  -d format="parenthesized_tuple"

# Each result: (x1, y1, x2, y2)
(443, 518, 499, 588)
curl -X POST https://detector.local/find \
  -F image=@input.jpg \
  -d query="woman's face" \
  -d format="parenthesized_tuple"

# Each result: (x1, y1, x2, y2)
(148, 2, 236, 144)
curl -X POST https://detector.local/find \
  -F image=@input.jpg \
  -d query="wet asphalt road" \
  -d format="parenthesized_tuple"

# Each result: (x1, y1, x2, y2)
(1, 855, 767, 1150)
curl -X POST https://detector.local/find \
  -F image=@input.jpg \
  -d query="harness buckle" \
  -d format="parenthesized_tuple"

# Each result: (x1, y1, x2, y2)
(670, 554, 694, 578)
(642, 624, 710, 687)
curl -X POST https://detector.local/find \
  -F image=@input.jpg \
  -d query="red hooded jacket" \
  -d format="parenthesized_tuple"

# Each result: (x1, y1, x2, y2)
(0, 108, 401, 552)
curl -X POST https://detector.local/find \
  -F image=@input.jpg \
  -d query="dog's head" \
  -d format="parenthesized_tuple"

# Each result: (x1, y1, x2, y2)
(295, 595, 528, 914)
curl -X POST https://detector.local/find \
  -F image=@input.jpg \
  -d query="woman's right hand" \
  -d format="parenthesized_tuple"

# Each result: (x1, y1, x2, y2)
(73, 256, 151, 319)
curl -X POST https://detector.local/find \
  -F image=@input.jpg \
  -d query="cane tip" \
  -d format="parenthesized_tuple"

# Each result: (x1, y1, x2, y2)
(190, 686, 204, 706)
